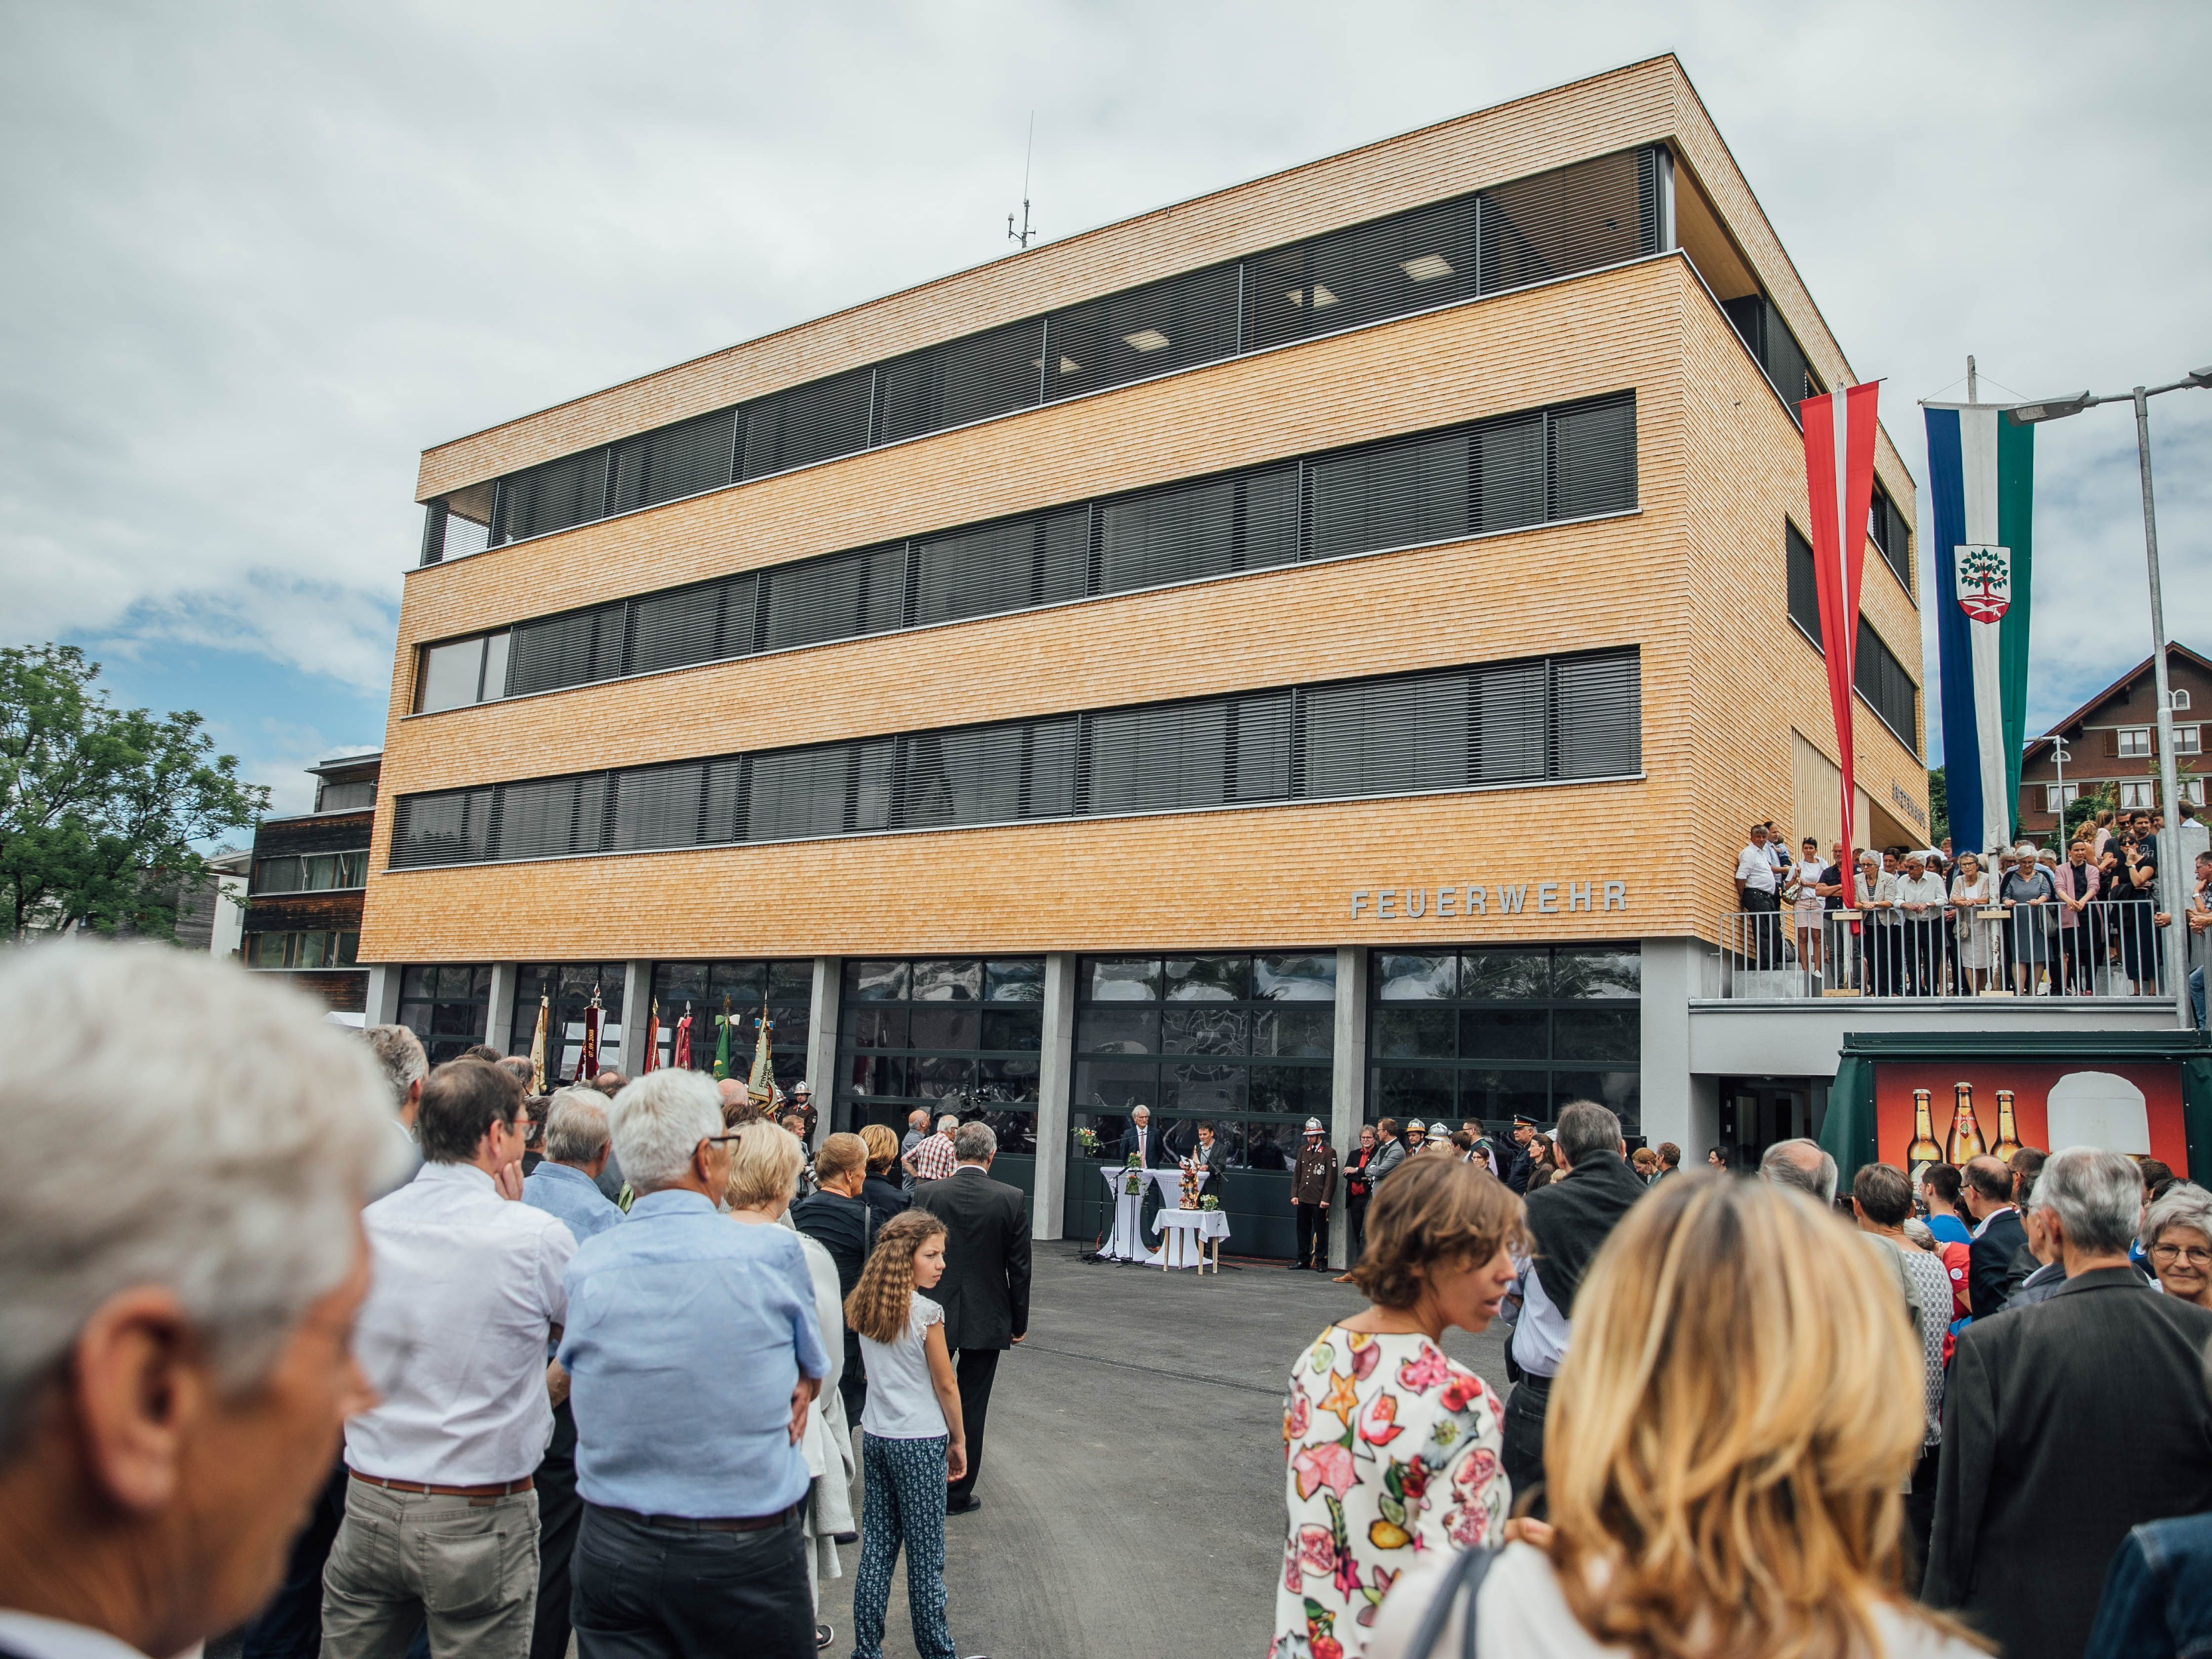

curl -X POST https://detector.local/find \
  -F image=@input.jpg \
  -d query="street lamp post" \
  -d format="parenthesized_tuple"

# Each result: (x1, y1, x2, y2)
(2010, 366, 2212, 1028)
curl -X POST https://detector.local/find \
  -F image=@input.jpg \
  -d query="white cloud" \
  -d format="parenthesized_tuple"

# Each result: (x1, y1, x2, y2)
(1, 0, 2206, 769)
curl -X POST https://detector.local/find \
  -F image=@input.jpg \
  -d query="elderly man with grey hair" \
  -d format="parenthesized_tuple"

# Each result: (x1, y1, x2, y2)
(914, 1120, 1031, 1515)
(560, 1070, 828, 1659)
(1758, 1137, 1839, 1205)
(1500, 1100, 1644, 1515)
(0, 944, 398, 1659)
(1926, 1146, 2212, 1659)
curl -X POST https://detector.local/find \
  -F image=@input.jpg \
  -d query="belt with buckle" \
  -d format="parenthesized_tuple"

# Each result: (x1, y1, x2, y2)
(606, 1502, 799, 1533)
(351, 1471, 535, 1498)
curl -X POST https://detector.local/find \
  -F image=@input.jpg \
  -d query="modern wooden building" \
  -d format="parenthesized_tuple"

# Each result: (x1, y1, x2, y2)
(359, 56, 1972, 1256)
(241, 753, 380, 1017)
(2018, 644, 2211, 841)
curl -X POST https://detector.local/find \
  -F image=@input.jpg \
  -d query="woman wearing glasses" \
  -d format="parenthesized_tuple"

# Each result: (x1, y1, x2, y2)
(2142, 1184, 2212, 1309)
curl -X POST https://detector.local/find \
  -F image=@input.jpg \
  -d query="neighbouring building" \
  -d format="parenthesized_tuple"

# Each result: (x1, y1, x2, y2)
(173, 848, 251, 958)
(2018, 643, 2211, 840)
(358, 56, 2173, 1261)
(240, 753, 380, 1019)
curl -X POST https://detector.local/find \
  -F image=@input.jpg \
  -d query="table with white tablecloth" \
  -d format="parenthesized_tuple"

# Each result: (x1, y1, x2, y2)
(1094, 1165, 1231, 1268)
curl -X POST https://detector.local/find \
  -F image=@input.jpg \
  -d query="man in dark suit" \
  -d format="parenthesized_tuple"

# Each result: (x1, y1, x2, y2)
(914, 1119, 1031, 1516)
(1118, 1104, 1170, 1167)
(1962, 1154, 2028, 1320)
(1926, 1146, 2212, 1659)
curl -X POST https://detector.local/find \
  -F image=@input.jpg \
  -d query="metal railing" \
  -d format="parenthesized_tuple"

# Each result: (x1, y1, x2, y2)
(1717, 899, 2177, 1000)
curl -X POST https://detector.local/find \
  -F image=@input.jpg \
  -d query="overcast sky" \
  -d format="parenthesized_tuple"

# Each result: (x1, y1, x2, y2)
(4, 0, 2206, 819)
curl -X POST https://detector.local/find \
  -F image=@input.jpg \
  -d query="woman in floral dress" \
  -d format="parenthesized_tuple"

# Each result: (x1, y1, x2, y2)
(1271, 1154, 1525, 1659)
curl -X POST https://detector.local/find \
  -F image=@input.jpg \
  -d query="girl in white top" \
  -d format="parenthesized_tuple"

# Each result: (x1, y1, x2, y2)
(1367, 1176, 1984, 1659)
(845, 1210, 966, 1659)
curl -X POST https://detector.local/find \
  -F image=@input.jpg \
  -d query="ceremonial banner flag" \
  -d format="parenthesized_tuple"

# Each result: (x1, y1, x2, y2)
(573, 992, 600, 1083)
(639, 999, 660, 1073)
(747, 1008, 776, 1105)
(711, 1007, 731, 1080)
(672, 1008, 693, 1071)
(528, 994, 549, 1094)
(1925, 404, 2035, 855)
(1801, 381, 1882, 906)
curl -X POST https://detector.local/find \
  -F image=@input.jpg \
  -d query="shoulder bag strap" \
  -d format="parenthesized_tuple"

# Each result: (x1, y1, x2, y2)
(1403, 1543, 1501, 1659)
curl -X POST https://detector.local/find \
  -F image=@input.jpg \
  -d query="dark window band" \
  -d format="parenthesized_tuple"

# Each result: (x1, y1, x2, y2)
(413, 391, 1638, 713)
(388, 646, 1642, 870)
(1786, 520, 1920, 748)
(419, 148, 1664, 564)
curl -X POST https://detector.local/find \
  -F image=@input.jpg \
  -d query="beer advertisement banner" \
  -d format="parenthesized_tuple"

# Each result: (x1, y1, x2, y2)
(1874, 1062, 2188, 1177)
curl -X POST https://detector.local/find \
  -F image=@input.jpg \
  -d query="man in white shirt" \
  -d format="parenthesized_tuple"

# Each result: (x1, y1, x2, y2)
(1734, 823, 1781, 967)
(0, 945, 400, 1659)
(1892, 852, 1950, 996)
(323, 1062, 576, 1659)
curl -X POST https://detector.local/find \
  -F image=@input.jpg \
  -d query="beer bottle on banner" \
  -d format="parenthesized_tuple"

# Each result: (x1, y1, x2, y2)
(1993, 1090, 2022, 1162)
(1947, 1082, 1987, 1167)
(1908, 1089, 1943, 1166)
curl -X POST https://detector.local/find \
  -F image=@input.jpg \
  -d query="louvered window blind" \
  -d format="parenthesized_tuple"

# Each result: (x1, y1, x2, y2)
(1868, 479, 1913, 590)
(1786, 518, 1919, 747)
(410, 392, 1637, 713)
(421, 147, 1666, 563)
(386, 646, 1638, 869)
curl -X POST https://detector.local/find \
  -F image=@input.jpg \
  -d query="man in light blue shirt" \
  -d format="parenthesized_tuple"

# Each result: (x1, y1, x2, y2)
(560, 1071, 827, 1659)
(521, 1090, 624, 1245)
(517, 1089, 623, 1659)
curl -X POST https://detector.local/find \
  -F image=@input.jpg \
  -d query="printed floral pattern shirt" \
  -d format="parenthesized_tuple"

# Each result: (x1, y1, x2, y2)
(1269, 1325, 1508, 1659)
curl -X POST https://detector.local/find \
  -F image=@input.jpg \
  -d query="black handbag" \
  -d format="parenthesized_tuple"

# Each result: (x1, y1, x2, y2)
(1400, 1544, 1500, 1659)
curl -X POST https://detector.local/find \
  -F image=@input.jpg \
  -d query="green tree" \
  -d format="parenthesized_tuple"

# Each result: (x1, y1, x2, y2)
(1927, 765, 1947, 846)
(0, 643, 269, 940)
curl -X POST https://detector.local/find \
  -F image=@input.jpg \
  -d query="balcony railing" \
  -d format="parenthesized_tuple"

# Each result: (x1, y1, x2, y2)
(1716, 900, 2179, 1001)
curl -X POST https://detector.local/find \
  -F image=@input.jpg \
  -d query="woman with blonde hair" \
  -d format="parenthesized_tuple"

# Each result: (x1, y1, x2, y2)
(721, 1122, 855, 1649)
(858, 1119, 911, 1228)
(1369, 1176, 1983, 1659)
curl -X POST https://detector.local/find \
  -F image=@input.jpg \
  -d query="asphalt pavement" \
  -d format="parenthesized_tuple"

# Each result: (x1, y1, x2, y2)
(816, 1245, 1512, 1659)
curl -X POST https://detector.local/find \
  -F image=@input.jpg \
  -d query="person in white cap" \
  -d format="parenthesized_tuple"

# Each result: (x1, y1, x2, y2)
(1403, 1119, 1428, 1155)
(1290, 1117, 1341, 1271)
(790, 1080, 817, 1143)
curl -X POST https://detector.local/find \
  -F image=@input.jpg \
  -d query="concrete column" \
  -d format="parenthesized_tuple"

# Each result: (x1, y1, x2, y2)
(619, 960, 654, 1073)
(1328, 945, 1368, 1270)
(806, 957, 841, 1148)
(364, 963, 402, 1027)
(1637, 937, 1698, 1154)
(486, 962, 518, 1055)
(1031, 952, 1078, 1241)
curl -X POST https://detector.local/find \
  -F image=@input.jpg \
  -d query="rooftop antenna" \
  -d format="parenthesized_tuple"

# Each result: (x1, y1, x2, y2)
(1007, 112, 1037, 248)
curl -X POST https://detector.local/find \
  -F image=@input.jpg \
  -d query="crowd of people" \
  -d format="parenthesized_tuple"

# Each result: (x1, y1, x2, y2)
(1729, 806, 2212, 1005)
(18, 939, 2212, 1659)
(0, 943, 1039, 1659)
(1275, 1102, 2212, 1658)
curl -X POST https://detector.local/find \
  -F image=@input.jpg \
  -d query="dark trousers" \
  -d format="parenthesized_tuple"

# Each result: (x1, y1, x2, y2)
(839, 1331, 866, 1429)
(1742, 888, 1781, 967)
(242, 1458, 349, 1659)
(571, 1501, 811, 1659)
(529, 1400, 581, 1659)
(1295, 1202, 1329, 1267)
(1501, 1374, 1551, 1519)
(1902, 1442, 1941, 1598)
(947, 1347, 1000, 1506)
(1346, 1194, 1369, 1264)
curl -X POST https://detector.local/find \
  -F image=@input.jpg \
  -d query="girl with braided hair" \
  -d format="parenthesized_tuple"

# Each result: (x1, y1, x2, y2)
(844, 1208, 968, 1659)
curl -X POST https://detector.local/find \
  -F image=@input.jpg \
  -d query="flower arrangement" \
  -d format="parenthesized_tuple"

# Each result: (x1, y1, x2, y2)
(1199, 1195, 1221, 1212)
(1074, 1127, 1101, 1157)
(1124, 1151, 1142, 1196)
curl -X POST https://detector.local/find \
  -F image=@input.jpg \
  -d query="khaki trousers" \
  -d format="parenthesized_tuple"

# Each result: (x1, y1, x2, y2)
(320, 1478, 539, 1659)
